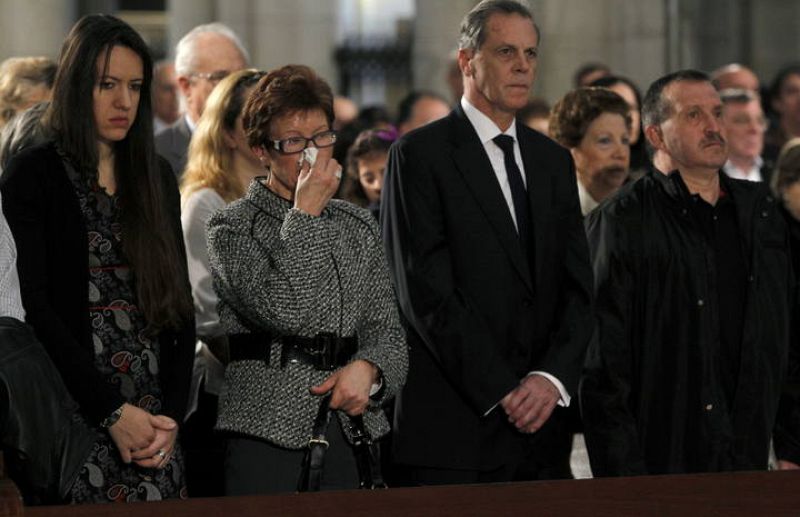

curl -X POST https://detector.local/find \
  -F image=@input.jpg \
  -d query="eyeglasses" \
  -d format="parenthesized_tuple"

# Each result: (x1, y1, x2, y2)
(190, 70, 231, 85)
(269, 130, 337, 154)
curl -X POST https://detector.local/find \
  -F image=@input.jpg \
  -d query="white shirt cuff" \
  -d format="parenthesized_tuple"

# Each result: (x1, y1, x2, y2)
(482, 371, 570, 417)
(527, 371, 570, 407)
(369, 378, 383, 397)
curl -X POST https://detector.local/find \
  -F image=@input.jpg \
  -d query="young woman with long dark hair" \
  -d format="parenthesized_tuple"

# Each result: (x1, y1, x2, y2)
(0, 14, 195, 503)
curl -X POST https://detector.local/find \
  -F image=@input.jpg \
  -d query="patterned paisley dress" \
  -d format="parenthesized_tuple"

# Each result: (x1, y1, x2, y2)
(64, 159, 187, 503)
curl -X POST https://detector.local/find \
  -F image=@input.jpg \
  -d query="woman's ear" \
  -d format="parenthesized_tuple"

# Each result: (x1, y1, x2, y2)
(253, 145, 270, 168)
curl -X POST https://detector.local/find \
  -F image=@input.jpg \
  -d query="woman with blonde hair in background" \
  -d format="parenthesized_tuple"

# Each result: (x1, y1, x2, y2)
(0, 56, 56, 129)
(179, 68, 265, 496)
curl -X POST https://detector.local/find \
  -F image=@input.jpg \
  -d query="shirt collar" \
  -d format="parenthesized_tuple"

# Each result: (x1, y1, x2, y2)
(185, 113, 197, 133)
(461, 97, 517, 145)
(577, 179, 599, 216)
(723, 155, 763, 179)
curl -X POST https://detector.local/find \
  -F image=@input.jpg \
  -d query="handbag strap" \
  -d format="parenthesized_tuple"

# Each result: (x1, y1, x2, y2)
(349, 414, 387, 489)
(297, 394, 333, 492)
(297, 396, 387, 492)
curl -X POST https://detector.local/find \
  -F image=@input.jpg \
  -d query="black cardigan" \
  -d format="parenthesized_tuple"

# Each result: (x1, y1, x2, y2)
(0, 141, 195, 426)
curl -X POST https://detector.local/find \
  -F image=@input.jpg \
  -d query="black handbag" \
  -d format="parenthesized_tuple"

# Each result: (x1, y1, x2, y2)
(297, 395, 387, 492)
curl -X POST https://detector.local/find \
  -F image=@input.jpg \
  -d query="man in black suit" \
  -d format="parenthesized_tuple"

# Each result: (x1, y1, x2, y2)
(381, 0, 593, 484)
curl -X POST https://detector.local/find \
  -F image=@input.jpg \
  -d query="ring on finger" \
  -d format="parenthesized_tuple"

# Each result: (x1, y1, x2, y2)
(334, 167, 342, 180)
(156, 449, 167, 459)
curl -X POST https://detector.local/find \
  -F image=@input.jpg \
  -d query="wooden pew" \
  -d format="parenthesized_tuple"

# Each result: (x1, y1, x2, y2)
(16, 470, 800, 517)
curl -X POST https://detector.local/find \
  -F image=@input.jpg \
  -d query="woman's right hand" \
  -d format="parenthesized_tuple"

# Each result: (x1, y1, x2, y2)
(293, 154, 342, 217)
(107, 403, 167, 463)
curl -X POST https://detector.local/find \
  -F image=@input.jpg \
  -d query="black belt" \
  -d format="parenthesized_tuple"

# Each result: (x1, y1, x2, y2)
(228, 332, 358, 371)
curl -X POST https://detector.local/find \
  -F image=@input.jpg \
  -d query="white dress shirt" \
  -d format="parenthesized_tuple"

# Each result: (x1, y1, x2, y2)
(0, 192, 25, 321)
(461, 97, 570, 409)
(577, 179, 600, 216)
(723, 156, 764, 182)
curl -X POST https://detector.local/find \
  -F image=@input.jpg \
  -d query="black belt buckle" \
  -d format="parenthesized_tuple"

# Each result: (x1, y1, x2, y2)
(314, 332, 337, 371)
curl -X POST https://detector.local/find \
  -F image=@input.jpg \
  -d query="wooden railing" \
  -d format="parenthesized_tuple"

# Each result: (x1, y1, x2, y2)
(9, 470, 799, 517)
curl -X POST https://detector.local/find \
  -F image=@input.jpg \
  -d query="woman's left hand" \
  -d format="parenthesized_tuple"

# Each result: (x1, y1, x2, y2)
(310, 360, 378, 416)
(131, 415, 179, 469)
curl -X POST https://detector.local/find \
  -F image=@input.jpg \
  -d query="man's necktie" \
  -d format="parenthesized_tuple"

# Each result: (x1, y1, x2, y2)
(493, 134, 530, 243)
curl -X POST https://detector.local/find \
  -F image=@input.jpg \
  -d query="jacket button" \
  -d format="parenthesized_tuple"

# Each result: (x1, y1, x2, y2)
(761, 210, 769, 218)
(748, 275, 754, 282)
(705, 403, 713, 411)
(697, 299, 704, 307)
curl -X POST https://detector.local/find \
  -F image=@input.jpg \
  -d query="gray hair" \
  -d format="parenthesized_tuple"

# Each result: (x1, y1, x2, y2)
(174, 22, 250, 77)
(458, 0, 539, 51)
(718, 87, 759, 105)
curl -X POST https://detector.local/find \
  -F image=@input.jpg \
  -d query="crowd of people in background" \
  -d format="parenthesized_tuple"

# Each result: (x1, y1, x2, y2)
(0, 0, 799, 506)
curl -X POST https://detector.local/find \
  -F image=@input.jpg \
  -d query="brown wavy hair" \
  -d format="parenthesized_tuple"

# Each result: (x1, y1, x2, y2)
(549, 87, 631, 148)
(242, 65, 334, 149)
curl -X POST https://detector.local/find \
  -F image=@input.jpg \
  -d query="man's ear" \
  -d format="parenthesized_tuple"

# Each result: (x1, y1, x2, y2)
(457, 48, 473, 77)
(644, 124, 664, 152)
(177, 75, 192, 99)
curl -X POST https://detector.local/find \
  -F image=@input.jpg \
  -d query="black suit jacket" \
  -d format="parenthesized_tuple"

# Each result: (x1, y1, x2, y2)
(381, 106, 594, 470)
(0, 142, 195, 427)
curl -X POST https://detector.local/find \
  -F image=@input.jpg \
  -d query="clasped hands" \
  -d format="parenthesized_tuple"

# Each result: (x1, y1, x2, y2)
(310, 359, 379, 416)
(107, 403, 178, 469)
(501, 375, 560, 434)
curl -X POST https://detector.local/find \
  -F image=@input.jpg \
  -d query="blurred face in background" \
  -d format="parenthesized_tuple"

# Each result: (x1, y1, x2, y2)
(722, 98, 766, 163)
(607, 81, 641, 144)
(773, 73, 800, 129)
(153, 61, 179, 124)
(398, 95, 450, 135)
(571, 111, 630, 195)
(179, 33, 247, 123)
(356, 151, 388, 204)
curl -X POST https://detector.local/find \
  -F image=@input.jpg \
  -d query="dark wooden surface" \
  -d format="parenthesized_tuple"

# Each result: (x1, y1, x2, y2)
(23, 470, 800, 517)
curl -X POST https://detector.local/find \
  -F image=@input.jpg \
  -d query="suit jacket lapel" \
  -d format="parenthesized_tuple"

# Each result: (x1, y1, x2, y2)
(518, 122, 549, 293)
(449, 108, 534, 292)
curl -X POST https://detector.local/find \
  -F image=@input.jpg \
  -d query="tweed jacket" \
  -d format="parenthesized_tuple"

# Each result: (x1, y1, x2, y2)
(207, 179, 408, 449)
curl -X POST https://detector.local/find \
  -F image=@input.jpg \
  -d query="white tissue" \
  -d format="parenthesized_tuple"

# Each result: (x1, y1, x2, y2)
(299, 147, 318, 168)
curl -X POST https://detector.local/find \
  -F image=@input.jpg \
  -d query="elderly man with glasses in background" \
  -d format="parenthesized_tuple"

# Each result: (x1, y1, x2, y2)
(155, 23, 249, 178)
